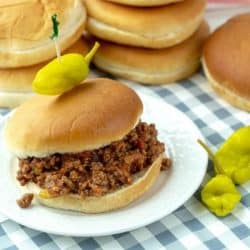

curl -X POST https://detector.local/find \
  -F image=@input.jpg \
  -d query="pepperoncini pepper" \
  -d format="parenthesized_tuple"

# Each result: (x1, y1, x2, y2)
(32, 14, 100, 95)
(32, 42, 100, 95)
(215, 126, 250, 184)
(201, 175, 241, 216)
(198, 139, 242, 217)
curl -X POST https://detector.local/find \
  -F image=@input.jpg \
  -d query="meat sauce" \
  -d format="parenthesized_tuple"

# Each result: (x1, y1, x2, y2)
(17, 122, 171, 202)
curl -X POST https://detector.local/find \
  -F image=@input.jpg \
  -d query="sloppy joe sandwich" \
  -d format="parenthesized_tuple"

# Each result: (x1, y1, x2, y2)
(92, 21, 210, 84)
(84, 0, 206, 49)
(0, 0, 86, 68)
(0, 38, 90, 108)
(203, 14, 250, 111)
(4, 78, 171, 213)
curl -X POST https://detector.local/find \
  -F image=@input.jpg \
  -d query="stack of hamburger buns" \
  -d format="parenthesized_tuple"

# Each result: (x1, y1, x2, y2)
(84, 0, 210, 84)
(0, 0, 87, 108)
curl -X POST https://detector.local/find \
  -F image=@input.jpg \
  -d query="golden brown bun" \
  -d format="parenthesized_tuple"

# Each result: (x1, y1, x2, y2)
(4, 78, 143, 158)
(93, 21, 210, 84)
(84, 0, 206, 48)
(203, 60, 250, 111)
(106, 0, 182, 6)
(0, 38, 90, 94)
(22, 155, 163, 213)
(0, 0, 86, 68)
(203, 14, 250, 111)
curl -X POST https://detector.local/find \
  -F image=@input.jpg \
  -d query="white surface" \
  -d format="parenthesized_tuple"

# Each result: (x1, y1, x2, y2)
(205, 6, 250, 30)
(0, 93, 208, 237)
(0, 214, 7, 223)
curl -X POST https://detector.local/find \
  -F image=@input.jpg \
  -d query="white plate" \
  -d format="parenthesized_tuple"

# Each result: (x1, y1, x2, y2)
(0, 93, 208, 237)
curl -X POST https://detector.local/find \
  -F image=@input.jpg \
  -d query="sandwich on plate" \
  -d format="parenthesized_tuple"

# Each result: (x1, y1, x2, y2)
(4, 78, 171, 213)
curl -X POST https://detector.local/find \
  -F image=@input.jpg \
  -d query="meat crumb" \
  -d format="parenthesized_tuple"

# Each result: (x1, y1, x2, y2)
(161, 158, 172, 171)
(17, 193, 34, 208)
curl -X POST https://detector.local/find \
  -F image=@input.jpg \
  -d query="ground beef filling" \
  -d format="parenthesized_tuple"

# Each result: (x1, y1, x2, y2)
(17, 122, 171, 198)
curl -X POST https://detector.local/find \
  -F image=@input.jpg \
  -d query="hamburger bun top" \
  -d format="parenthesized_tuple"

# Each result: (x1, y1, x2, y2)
(0, 0, 86, 68)
(203, 13, 250, 101)
(4, 78, 143, 158)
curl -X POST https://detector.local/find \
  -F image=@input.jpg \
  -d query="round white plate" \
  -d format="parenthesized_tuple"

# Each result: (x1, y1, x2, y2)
(0, 93, 208, 237)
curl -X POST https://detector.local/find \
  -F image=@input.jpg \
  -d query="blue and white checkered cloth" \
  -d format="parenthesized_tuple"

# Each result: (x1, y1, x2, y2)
(0, 66, 249, 250)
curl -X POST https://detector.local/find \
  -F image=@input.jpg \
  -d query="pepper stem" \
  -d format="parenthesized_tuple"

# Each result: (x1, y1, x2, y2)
(85, 42, 100, 65)
(50, 14, 61, 62)
(50, 14, 60, 40)
(197, 139, 225, 175)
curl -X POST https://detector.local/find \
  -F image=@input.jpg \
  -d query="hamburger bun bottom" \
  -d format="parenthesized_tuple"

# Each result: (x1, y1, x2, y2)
(18, 154, 163, 213)
(94, 58, 200, 85)
(0, 37, 90, 97)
